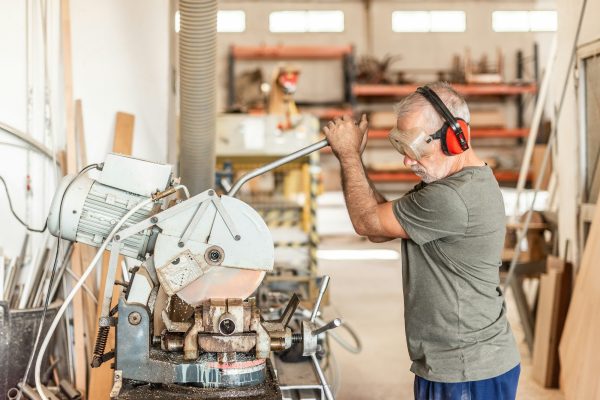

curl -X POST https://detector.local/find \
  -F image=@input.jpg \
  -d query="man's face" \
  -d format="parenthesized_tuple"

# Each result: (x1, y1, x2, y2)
(397, 113, 454, 183)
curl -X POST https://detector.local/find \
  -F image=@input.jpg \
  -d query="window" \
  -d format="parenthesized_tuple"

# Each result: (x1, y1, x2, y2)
(492, 11, 557, 32)
(175, 10, 246, 33)
(392, 11, 466, 33)
(269, 11, 344, 33)
(217, 10, 246, 33)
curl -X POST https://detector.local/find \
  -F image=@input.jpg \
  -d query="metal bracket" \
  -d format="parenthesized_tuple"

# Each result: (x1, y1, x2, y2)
(109, 370, 123, 399)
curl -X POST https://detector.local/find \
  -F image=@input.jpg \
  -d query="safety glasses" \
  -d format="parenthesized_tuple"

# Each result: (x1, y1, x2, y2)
(388, 127, 441, 161)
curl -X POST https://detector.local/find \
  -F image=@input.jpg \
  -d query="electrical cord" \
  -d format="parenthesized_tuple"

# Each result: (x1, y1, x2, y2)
(16, 163, 100, 400)
(0, 176, 47, 233)
(33, 184, 186, 400)
(34, 194, 156, 400)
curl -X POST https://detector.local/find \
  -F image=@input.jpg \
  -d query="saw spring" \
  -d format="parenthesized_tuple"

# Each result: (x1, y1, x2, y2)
(91, 326, 110, 367)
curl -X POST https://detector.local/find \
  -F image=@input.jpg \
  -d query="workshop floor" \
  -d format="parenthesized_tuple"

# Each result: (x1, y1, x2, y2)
(319, 235, 565, 400)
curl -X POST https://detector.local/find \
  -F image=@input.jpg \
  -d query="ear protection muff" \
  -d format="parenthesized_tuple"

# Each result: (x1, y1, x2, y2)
(416, 86, 470, 156)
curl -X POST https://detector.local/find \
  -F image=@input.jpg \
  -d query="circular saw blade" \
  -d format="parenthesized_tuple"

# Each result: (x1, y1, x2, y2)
(153, 194, 274, 306)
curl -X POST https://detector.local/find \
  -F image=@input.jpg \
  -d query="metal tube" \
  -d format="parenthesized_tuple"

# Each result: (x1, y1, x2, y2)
(311, 275, 330, 323)
(313, 318, 342, 336)
(179, 0, 218, 195)
(511, 36, 557, 221)
(16, 382, 42, 400)
(311, 354, 335, 400)
(228, 139, 329, 197)
(0, 121, 55, 161)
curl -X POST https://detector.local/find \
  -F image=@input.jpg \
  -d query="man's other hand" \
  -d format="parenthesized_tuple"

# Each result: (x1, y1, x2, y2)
(323, 114, 369, 158)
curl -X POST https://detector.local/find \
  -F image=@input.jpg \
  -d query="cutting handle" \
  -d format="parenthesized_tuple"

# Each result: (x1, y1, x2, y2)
(227, 139, 328, 197)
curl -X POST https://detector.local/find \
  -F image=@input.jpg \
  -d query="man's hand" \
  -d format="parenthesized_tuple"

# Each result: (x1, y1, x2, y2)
(323, 114, 369, 158)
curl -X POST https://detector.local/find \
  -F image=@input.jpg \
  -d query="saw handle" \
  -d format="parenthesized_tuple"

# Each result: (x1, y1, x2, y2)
(227, 139, 328, 197)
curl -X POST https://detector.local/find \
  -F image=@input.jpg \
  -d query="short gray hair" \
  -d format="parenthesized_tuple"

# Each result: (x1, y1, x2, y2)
(394, 82, 470, 132)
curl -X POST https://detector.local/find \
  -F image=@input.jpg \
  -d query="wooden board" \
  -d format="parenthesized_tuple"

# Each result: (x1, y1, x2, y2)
(113, 112, 135, 154)
(532, 256, 572, 388)
(88, 112, 135, 400)
(60, 0, 91, 394)
(559, 201, 600, 399)
(531, 144, 552, 191)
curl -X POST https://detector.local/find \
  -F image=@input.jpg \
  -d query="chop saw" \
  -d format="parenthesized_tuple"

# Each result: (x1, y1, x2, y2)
(44, 139, 340, 399)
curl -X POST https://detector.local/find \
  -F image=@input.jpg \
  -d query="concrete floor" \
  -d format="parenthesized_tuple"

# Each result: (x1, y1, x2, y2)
(318, 235, 564, 400)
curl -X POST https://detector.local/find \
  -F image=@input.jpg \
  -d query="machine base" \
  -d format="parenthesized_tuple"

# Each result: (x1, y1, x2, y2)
(115, 359, 282, 400)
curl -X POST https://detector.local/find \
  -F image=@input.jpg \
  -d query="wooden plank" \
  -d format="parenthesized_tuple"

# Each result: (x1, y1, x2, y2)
(113, 112, 135, 154)
(75, 99, 87, 166)
(559, 200, 600, 399)
(532, 256, 572, 388)
(88, 112, 135, 400)
(74, 100, 99, 344)
(61, 0, 90, 395)
(61, 0, 76, 175)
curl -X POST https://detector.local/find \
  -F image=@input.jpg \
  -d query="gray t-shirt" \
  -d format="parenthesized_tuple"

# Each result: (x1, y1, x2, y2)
(393, 165, 520, 382)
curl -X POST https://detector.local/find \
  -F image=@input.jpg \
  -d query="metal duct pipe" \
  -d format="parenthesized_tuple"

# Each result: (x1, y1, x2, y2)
(179, 0, 217, 195)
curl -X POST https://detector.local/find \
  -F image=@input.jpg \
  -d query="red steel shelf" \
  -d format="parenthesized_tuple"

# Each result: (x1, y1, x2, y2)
(367, 128, 529, 139)
(231, 45, 353, 60)
(368, 170, 531, 183)
(353, 83, 537, 97)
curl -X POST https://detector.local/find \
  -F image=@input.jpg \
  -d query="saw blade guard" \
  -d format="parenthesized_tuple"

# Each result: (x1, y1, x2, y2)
(153, 194, 274, 305)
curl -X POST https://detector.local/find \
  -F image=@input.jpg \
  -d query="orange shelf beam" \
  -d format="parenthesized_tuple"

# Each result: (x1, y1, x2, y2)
(368, 170, 531, 183)
(353, 83, 537, 97)
(368, 128, 529, 139)
(231, 45, 353, 60)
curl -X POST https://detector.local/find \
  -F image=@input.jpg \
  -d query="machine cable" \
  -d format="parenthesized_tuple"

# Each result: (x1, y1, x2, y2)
(33, 182, 188, 400)
(0, 175, 48, 233)
(15, 163, 100, 400)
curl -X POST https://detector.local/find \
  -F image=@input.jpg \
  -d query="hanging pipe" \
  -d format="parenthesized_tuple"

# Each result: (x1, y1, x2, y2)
(178, 0, 218, 195)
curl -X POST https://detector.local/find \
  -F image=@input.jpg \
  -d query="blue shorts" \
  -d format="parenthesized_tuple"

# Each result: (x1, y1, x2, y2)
(414, 364, 520, 400)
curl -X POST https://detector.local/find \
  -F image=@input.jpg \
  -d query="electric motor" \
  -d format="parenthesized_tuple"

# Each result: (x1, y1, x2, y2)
(47, 154, 173, 259)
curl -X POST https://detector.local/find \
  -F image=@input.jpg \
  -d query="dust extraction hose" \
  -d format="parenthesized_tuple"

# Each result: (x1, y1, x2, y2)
(179, 0, 217, 195)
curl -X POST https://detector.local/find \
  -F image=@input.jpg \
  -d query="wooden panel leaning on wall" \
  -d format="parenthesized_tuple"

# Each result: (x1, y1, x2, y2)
(559, 203, 600, 399)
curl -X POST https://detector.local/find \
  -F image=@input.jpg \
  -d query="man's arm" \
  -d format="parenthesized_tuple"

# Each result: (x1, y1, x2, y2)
(339, 152, 408, 241)
(360, 160, 395, 242)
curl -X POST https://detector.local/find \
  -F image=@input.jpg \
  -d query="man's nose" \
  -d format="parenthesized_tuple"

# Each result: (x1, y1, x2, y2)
(403, 155, 416, 167)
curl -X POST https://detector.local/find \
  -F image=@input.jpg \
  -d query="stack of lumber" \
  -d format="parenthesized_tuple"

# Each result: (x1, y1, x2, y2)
(558, 203, 600, 399)
(532, 255, 572, 388)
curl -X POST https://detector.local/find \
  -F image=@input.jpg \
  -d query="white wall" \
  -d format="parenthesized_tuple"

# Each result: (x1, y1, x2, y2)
(0, 0, 169, 257)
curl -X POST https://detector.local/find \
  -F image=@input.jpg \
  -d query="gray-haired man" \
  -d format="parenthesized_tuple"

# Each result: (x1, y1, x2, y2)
(323, 82, 521, 399)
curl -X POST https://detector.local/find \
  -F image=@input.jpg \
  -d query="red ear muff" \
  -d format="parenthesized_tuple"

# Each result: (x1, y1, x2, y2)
(441, 118, 470, 156)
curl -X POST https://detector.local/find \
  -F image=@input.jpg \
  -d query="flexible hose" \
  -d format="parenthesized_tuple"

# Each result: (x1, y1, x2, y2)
(178, 0, 218, 195)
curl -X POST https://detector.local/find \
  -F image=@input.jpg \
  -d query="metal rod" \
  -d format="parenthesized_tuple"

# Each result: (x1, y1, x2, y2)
(511, 35, 557, 222)
(100, 245, 121, 318)
(313, 318, 342, 336)
(227, 139, 329, 197)
(310, 354, 335, 400)
(0, 121, 56, 161)
(311, 275, 330, 322)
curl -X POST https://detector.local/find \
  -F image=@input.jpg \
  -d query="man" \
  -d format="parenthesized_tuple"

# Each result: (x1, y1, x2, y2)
(323, 82, 520, 400)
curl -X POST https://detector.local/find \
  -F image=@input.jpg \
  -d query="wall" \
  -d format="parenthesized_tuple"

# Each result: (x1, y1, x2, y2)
(554, 0, 599, 264)
(0, 0, 169, 257)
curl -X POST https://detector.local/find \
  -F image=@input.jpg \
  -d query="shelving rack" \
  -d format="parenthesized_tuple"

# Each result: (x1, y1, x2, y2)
(226, 45, 356, 110)
(352, 81, 538, 184)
